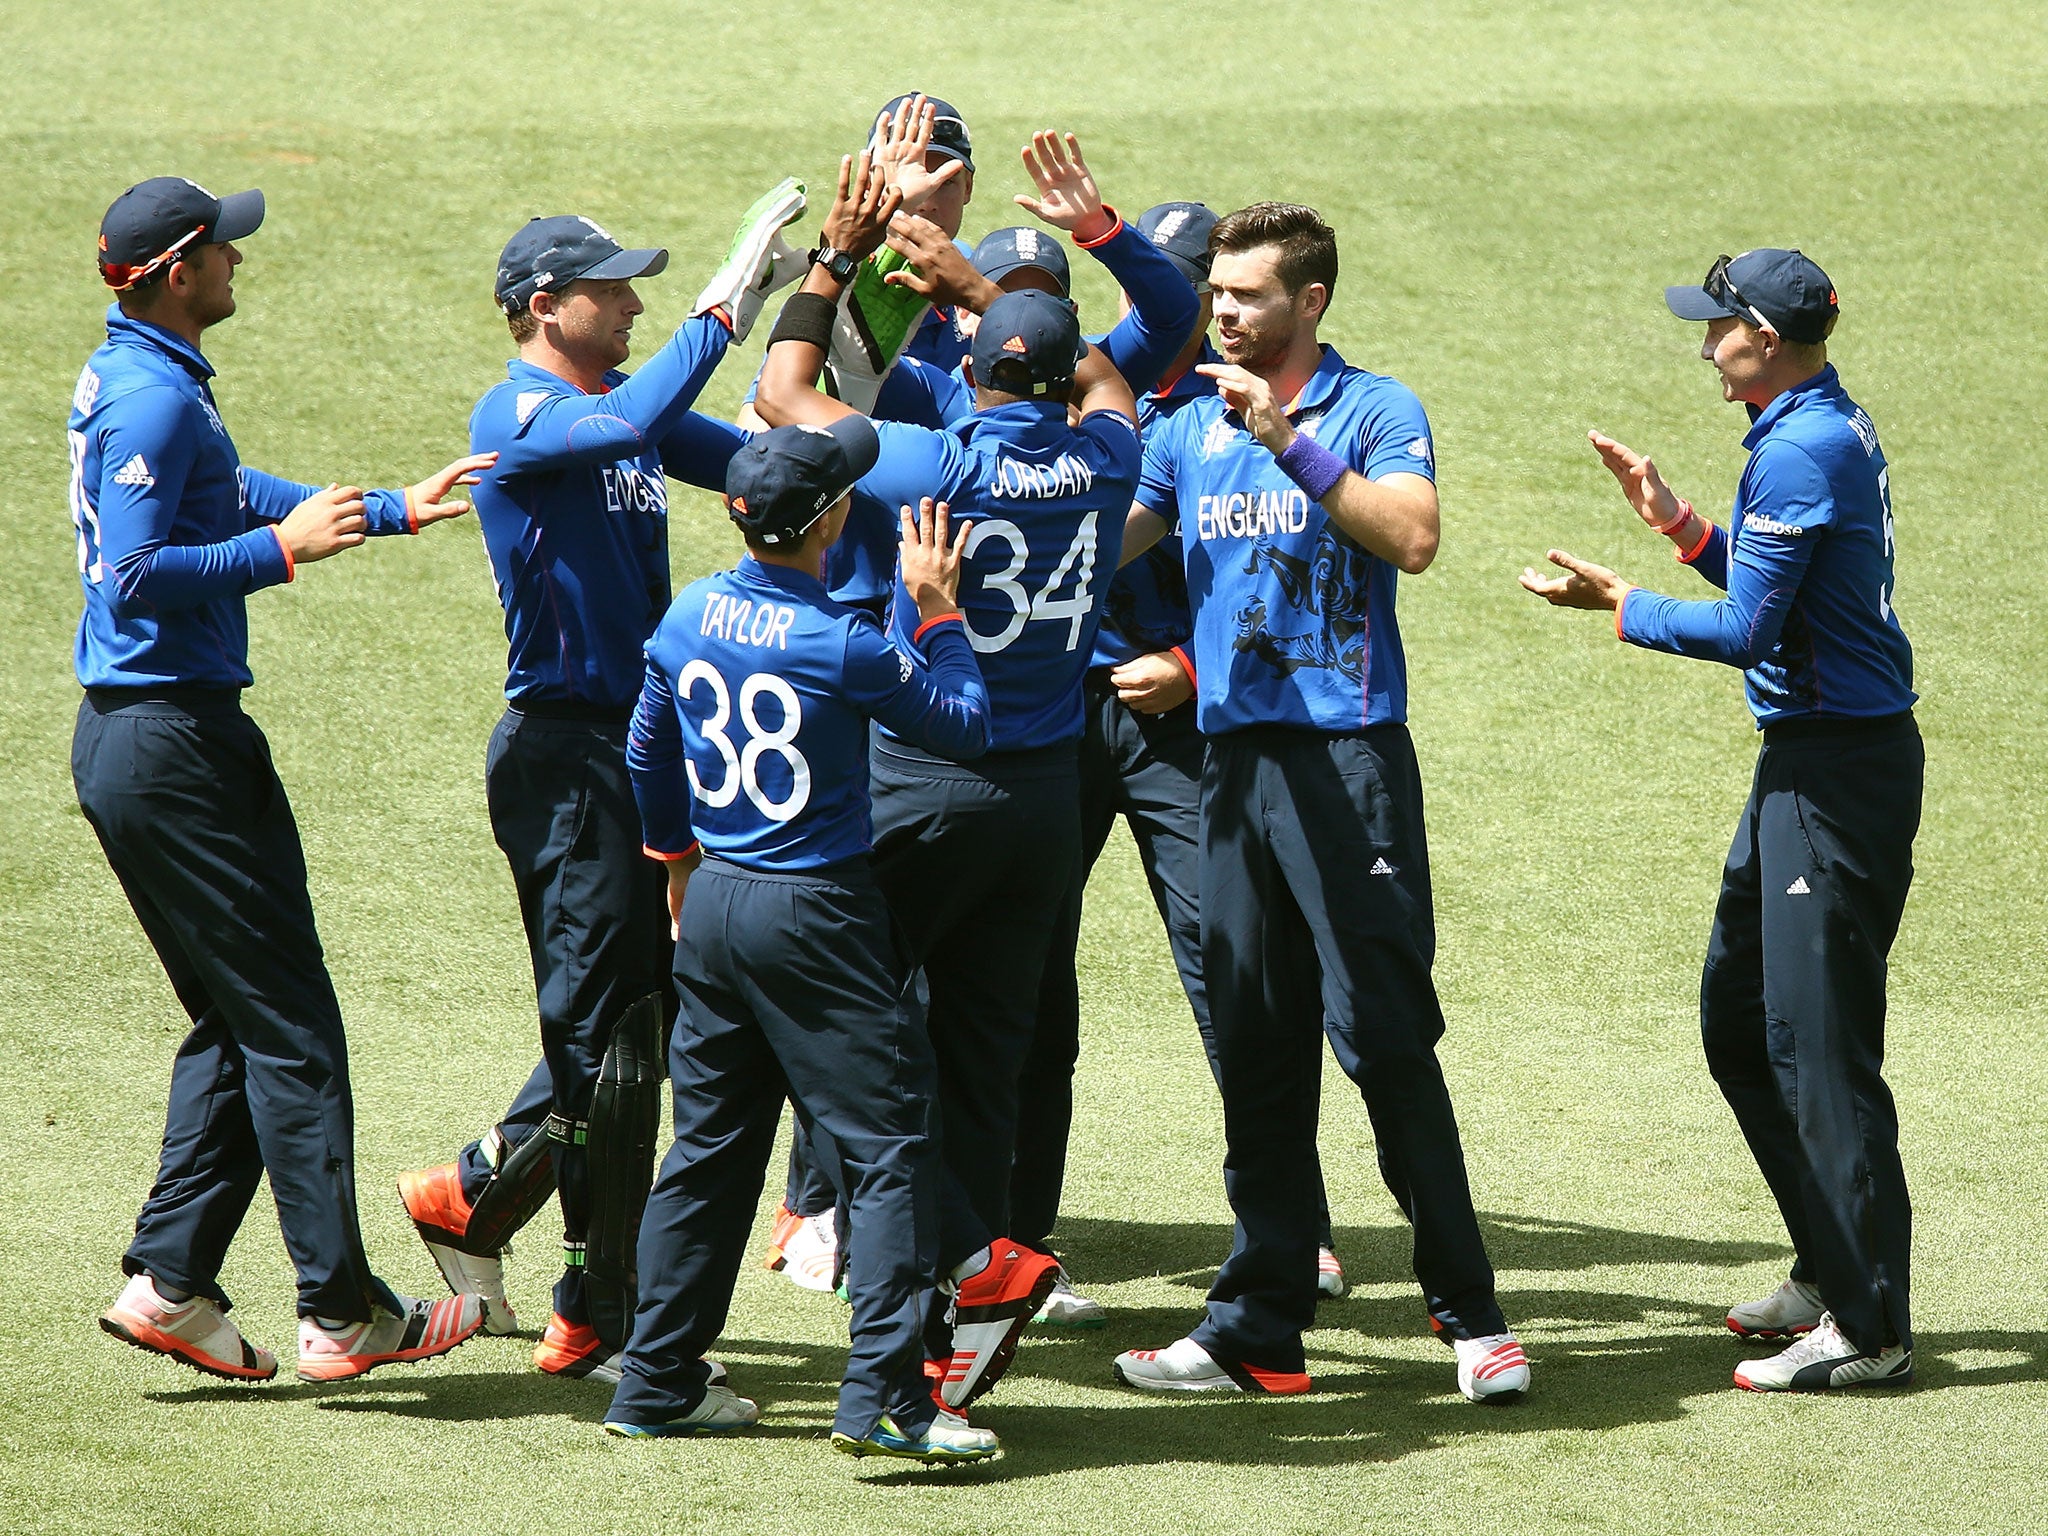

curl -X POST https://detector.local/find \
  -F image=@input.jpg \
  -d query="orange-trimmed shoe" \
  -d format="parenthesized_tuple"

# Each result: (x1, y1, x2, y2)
(1111, 1336, 1311, 1395)
(762, 1202, 804, 1270)
(100, 1274, 278, 1383)
(940, 1241, 1060, 1408)
(397, 1163, 518, 1336)
(297, 1292, 484, 1382)
(535, 1314, 621, 1384)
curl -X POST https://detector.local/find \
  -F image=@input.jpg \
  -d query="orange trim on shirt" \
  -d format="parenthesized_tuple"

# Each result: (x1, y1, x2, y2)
(271, 524, 295, 582)
(1614, 588, 1632, 639)
(1676, 518, 1716, 564)
(1170, 644, 1197, 686)
(644, 841, 701, 864)
(1073, 207, 1124, 250)
(913, 612, 964, 643)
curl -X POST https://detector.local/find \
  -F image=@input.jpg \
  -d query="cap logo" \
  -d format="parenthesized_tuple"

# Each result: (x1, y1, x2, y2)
(1153, 210, 1189, 242)
(1828, 289, 1837, 305)
(577, 217, 615, 242)
(794, 423, 833, 437)
(1016, 228, 1040, 258)
(1002, 335, 1029, 355)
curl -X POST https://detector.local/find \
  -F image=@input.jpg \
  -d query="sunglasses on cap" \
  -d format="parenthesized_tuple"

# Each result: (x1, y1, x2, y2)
(1702, 253, 1776, 334)
(100, 224, 208, 292)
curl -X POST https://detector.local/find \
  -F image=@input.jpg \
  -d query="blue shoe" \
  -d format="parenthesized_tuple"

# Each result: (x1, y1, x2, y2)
(831, 1406, 998, 1463)
(604, 1385, 760, 1437)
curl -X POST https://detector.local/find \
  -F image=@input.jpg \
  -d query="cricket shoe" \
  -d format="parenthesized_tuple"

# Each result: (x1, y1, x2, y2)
(1733, 1312, 1912, 1393)
(1033, 1266, 1106, 1329)
(604, 1385, 760, 1438)
(1726, 1277, 1826, 1340)
(1112, 1336, 1312, 1394)
(99, 1274, 278, 1383)
(297, 1292, 484, 1382)
(939, 1241, 1061, 1408)
(396, 1161, 518, 1336)
(761, 1202, 803, 1270)
(773, 1208, 840, 1294)
(1317, 1246, 1347, 1300)
(833, 1404, 998, 1464)
(1453, 1333, 1530, 1403)
(692, 176, 808, 343)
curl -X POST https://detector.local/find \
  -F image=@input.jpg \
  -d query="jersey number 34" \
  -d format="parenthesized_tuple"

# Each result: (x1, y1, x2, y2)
(961, 513, 1100, 654)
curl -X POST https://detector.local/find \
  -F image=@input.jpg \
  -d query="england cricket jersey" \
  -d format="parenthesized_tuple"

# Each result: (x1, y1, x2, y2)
(857, 401, 1142, 750)
(1619, 365, 1914, 725)
(69, 306, 418, 690)
(470, 315, 747, 712)
(1135, 345, 1436, 735)
(628, 557, 990, 871)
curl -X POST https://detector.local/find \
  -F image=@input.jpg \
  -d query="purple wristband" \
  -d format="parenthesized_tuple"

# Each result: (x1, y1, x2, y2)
(1274, 433, 1349, 502)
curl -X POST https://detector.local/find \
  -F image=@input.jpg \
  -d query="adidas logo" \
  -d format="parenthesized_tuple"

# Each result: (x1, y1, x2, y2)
(1369, 857, 1396, 876)
(1786, 876, 1812, 895)
(111, 453, 154, 488)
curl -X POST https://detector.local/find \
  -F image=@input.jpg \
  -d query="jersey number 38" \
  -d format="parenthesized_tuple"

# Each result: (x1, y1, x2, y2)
(678, 661, 810, 823)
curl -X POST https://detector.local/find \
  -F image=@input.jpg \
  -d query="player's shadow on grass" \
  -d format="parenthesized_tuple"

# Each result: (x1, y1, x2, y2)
(1050, 1209, 1793, 1292)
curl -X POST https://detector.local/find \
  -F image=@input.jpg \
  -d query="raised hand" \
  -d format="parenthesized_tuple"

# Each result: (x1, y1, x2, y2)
(278, 484, 368, 565)
(1197, 361, 1290, 451)
(1588, 429, 1688, 535)
(1013, 130, 1113, 243)
(883, 213, 1003, 314)
(820, 149, 905, 264)
(898, 496, 972, 620)
(870, 93, 963, 215)
(405, 452, 497, 528)
(1519, 549, 1633, 611)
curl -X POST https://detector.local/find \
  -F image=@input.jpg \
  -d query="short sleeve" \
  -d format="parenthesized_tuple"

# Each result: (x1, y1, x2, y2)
(1357, 384, 1436, 483)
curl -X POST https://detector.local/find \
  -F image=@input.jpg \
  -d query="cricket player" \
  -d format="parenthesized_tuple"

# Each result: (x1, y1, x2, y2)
(1113, 203, 1529, 1402)
(394, 188, 800, 1381)
(76, 176, 491, 1383)
(756, 150, 1142, 1390)
(604, 432, 1005, 1462)
(1521, 249, 1919, 1392)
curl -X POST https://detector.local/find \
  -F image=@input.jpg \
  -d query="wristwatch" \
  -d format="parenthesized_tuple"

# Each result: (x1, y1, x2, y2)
(811, 245, 860, 284)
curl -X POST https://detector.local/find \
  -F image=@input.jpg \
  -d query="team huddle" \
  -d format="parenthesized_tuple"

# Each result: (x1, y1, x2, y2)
(70, 90, 1924, 1466)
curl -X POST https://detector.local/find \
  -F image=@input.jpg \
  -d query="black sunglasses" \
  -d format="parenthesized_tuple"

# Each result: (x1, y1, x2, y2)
(1702, 254, 1776, 333)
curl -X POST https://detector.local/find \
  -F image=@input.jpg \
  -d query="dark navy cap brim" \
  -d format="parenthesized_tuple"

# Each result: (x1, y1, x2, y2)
(579, 246, 668, 283)
(210, 189, 265, 243)
(977, 255, 1065, 285)
(1665, 284, 1738, 322)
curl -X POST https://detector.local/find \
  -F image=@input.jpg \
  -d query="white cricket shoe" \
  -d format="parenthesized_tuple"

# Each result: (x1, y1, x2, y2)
(1726, 1277, 1826, 1340)
(426, 1240, 519, 1337)
(298, 1292, 484, 1382)
(100, 1274, 278, 1382)
(1733, 1312, 1912, 1393)
(776, 1209, 839, 1293)
(1112, 1336, 1311, 1395)
(692, 177, 808, 343)
(1033, 1267, 1106, 1328)
(1316, 1246, 1347, 1300)
(1454, 1332, 1530, 1403)
(605, 1384, 761, 1437)
(834, 1404, 999, 1463)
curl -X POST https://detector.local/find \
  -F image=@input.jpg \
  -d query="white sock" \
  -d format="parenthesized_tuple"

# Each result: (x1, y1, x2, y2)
(949, 1249, 990, 1285)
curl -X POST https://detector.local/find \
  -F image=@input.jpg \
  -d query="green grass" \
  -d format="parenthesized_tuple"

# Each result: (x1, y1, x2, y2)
(3, 3, 2046, 1531)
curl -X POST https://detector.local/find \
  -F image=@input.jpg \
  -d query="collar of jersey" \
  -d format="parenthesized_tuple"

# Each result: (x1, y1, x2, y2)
(956, 398, 1071, 444)
(106, 303, 214, 380)
(1742, 363, 1843, 451)
(737, 553, 829, 600)
(506, 356, 624, 395)
(1218, 343, 1346, 428)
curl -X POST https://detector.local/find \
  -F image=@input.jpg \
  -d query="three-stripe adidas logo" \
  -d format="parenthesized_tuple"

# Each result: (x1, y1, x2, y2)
(111, 453, 154, 488)
(1786, 876, 1812, 895)
(1369, 857, 1396, 876)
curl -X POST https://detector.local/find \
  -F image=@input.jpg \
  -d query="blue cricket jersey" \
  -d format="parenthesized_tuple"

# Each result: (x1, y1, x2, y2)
(1135, 345, 1437, 735)
(69, 306, 419, 691)
(1090, 339, 1221, 672)
(850, 402, 1142, 751)
(470, 314, 748, 712)
(1618, 365, 1914, 725)
(627, 558, 991, 871)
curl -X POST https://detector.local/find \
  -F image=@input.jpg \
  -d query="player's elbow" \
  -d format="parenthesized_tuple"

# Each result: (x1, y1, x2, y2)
(1392, 525, 1439, 575)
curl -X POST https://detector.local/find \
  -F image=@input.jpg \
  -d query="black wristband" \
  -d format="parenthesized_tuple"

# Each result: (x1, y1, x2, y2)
(767, 290, 838, 353)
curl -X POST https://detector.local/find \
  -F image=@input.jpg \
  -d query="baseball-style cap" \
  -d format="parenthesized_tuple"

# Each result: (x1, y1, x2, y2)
(1136, 201, 1219, 290)
(98, 177, 265, 290)
(495, 215, 668, 317)
(871, 93, 974, 172)
(725, 418, 881, 546)
(970, 289, 1086, 397)
(972, 226, 1071, 293)
(1665, 249, 1838, 344)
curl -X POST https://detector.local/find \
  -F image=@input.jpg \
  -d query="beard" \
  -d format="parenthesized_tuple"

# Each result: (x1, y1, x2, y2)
(1219, 314, 1294, 372)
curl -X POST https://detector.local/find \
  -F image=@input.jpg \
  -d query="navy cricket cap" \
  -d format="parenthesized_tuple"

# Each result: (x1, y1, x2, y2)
(1666, 249, 1838, 344)
(871, 93, 974, 172)
(972, 226, 1071, 293)
(970, 289, 1086, 397)
(495, 215, 668, 317)
(725, 418, 880, 546)
(1136, 201, 1219, 289)
(99, 176, 264, 290)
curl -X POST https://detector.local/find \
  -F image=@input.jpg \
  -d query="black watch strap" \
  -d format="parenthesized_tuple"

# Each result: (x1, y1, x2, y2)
(811, 245, 860, 284)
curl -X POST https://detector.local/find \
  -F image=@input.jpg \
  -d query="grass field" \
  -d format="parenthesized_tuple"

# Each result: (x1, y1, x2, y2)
(3, 3, 2046, 1532)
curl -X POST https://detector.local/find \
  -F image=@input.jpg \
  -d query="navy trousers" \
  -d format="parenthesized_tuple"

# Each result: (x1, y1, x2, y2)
(72, 690, 392, 1322)
(1192, 725, 1504, 1374)
(1011, 674, 1336, 1254)
(609, 858, 941, 1440)
(1700, 712, 1922, 1356)
(465, 707, 672, 1323)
